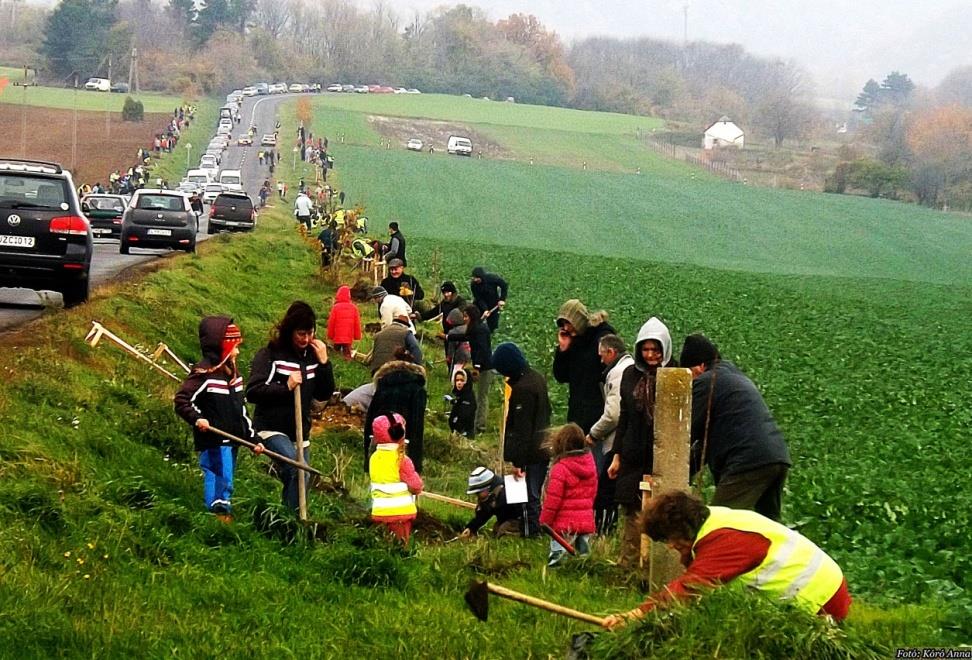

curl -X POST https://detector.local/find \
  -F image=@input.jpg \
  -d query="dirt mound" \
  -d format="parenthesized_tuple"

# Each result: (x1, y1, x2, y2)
(0, 106, 169, 185)
(311, 401, 364, 433)
(367, 115, 511, 159)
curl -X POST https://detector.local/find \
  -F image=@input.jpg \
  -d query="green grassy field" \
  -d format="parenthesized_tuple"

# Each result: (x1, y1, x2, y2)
(312, 92, 664, 135)
(0, 208, 952, 656)
(1, 92, 969, 655)
(308, 97, 972, 286)
(0, 69, 192, 113)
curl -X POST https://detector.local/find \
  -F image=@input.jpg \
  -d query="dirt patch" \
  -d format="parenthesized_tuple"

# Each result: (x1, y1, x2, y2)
(367, 115, 512, 160)
(0, 106, 169, 185)
(310, 400, 364, 433)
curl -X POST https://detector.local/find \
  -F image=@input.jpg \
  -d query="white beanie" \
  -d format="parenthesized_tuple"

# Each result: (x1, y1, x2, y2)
(466, 466, 496, 494)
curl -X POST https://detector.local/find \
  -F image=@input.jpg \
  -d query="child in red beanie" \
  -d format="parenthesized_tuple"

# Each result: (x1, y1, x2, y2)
(326, 285, 362, 359)
(174, 317, 262, 520)
(368, 412, 423, 541)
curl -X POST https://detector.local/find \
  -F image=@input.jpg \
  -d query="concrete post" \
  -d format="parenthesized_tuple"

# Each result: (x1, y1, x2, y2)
(648, 367, 693, 590)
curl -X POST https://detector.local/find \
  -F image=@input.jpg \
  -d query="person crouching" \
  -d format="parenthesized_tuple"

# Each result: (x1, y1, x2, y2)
(369, 413, 423, 542)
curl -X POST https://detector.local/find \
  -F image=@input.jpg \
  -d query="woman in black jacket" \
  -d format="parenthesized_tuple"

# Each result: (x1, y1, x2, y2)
(363, 360, 427, 473)
(607, 316, 675, 568)
(246, 301, 335, 509)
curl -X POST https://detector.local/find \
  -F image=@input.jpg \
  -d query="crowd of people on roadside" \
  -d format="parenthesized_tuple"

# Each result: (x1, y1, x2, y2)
(78, 105, 197, 197)
(173, 199, 851, 628)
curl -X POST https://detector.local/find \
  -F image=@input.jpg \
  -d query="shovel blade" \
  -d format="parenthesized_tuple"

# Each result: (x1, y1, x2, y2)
(464, 580, 489, 622)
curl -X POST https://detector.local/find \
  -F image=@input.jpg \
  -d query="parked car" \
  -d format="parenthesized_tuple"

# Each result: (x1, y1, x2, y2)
(260, 134, 277, 147)
(447, 135, 473, 156)
(200, 152, 221, 171)
(83, 77, 110, 92)
(119, 190, 196, 255)
(406, 138, 423, 152)
(217, 169, 243, 193)
(255, 83, 270, 95)
(341, 84, 355, 92)
(242, 86, 258, 97)
(0, 159, 92, 306)
(406, 89, 421, 94)
(201, 183, 225, 205)
(184, 169, 212, 190)
(208, 192, 255, 234)
(110, 82, 130, 94)
(288, 83, 304, 93)
(327, 83, 343, 92)
(237, 135, 253, 146)
(81, 194, 128, 239)
(269, 83, 287, 94)
(354, 85, 369, 93)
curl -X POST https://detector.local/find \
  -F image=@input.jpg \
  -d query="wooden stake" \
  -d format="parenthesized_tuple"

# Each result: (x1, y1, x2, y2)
(294, 386, 308, 521)
(420, 491, 476, 510)
(649, 367, 693, 590)
(639, 474, 653, 570)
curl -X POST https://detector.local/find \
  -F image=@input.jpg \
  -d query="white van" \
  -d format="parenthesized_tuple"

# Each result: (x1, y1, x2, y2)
(184, 169, 212, 188)
(84, 77, 111, 92)
(218, 169, 244, 193)
(447, 135, 473, 156)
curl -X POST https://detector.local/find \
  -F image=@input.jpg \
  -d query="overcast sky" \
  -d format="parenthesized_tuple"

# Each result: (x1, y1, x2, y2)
(356, 0, 972, 100)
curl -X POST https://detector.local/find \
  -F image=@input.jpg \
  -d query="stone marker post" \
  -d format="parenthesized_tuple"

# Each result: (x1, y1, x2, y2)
(648, 367, 693, 590)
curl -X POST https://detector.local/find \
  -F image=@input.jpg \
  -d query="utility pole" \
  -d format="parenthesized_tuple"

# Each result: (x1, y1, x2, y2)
(105, 55, 112, 138)
(12, 64, 36, 158)
(683, 4, 689, 46)
(127, 46, 139, 95)
(72, 73, 79, 169)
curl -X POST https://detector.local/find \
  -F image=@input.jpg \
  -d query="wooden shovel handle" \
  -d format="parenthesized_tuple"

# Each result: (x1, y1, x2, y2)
(421, 491, 477, 509)
(486, 583, 604, 626)
(207, 427, 323, 477)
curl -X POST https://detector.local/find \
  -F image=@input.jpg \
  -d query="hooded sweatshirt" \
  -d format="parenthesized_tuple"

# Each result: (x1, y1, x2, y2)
(494, 343, 551, 468)
(552, 300, 616, 433)
(444, 308, 471, 366)
(612, 317, 675, 506)
(174, 316, 255, 451)
(449, 368, 477, 437)
(327, 285, 363, 345)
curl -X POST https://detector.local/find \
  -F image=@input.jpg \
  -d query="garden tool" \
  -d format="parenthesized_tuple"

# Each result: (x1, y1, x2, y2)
(464, 580, 604, 625)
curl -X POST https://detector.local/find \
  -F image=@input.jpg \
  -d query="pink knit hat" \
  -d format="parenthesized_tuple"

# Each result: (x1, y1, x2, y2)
(372, 413, 407, 444)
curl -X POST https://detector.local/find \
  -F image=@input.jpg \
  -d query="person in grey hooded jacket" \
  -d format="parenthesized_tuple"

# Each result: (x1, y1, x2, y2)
(607, 317, 676, 568)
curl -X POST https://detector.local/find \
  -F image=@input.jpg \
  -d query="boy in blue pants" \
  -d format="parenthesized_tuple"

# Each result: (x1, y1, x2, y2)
(174, 316, 261, 520)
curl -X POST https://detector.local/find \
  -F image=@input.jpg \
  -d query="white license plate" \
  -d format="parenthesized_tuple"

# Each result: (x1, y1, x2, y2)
(225, 221, 241, 226)
(92, 228, 112, 235)
(0, 235, 36, 248)
(147, 228, 172, 236)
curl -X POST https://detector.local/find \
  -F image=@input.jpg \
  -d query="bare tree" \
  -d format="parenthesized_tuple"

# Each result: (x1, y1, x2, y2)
(253, 0, 290, 39)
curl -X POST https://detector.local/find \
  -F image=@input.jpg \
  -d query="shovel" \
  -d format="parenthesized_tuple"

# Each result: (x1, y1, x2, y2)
(464, 580, 604, 626)
(540, 523, 577, 556)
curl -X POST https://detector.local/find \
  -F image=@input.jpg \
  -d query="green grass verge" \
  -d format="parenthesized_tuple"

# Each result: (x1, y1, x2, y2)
(0, 78, 191, 114)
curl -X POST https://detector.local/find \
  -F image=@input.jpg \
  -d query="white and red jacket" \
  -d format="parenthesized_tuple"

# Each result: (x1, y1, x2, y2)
(245, 342, 335, 443)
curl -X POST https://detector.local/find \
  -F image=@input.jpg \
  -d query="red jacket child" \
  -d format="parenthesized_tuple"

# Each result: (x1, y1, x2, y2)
(327, 285, 362, 351)
(540, 449, 597, 535)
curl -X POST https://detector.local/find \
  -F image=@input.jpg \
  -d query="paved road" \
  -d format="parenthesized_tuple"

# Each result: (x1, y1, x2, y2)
(0, 93, 294, 331)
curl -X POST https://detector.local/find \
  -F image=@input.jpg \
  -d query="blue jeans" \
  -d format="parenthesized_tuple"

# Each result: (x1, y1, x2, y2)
(262, 433, 310, 511)
(199, 445, 237, 512)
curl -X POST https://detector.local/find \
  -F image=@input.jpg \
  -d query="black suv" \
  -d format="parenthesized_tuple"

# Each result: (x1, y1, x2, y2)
(0, 159, 93, 307)
(208, 192, 256, 233)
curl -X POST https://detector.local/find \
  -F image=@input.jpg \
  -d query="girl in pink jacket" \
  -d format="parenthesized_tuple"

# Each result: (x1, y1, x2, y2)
(540, 423, 598, 566)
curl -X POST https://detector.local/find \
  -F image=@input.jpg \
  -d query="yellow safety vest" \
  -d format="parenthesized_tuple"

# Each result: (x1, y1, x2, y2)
(369, 445, 416, 518)
(694, 506, 843, 614)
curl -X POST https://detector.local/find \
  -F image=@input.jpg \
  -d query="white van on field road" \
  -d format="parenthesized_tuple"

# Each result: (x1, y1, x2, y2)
(447, 135, 473, 156)
(84, 77, 110, 92)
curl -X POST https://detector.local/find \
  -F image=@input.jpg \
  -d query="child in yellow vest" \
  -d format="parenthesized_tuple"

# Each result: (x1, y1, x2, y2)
(369, 413, 423, 542)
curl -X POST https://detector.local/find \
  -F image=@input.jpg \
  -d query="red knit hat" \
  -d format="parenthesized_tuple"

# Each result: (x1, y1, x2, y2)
(372, 413, 406, 444)
(221, 323, 242, 362)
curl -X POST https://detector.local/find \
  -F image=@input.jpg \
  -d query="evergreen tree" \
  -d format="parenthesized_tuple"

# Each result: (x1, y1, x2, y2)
(41, 0, 119, 79)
